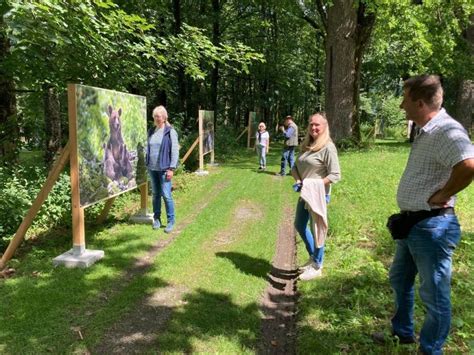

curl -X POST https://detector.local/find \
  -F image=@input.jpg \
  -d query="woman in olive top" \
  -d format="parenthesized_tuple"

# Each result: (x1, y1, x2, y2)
(291, 112, 341, 281)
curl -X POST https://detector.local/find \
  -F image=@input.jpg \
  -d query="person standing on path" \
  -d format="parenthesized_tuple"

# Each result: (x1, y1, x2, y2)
(291, 112, 341, 281)
(276, 115, 298, 176)
(256, 122, 270, 170)
(146, 105, 179, 233)
(375, 75, 474, 354)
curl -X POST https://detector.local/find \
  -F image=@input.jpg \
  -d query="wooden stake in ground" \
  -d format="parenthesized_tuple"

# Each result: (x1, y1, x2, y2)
(68, 84, 86, 255)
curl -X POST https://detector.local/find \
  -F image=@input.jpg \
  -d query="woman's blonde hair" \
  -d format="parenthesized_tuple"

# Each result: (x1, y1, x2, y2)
(301, 112, 332, 152)
(152, 105, 170, 126)
(258, 122, 266, 130)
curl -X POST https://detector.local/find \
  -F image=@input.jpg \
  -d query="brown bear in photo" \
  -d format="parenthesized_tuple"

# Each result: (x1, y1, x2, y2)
(103, 105, 133, 182)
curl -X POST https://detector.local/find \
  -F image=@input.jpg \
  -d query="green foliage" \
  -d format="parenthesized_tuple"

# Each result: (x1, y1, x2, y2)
(0, 166, 71, 248)
(360, 92, 406, 139)
(364, 0, 474, 90)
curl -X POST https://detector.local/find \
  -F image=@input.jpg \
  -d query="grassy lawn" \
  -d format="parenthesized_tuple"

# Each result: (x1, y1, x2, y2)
(297, 141, 474, 354)
(1, 141, 473, 353)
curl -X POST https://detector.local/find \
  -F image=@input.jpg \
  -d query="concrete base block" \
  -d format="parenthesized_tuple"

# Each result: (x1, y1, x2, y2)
(195, 170, 209, 176)
(130, 211, 154, 224)
(53, 249, 104, 268)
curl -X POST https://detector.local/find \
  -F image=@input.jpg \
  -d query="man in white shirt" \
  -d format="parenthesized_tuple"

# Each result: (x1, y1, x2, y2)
(376, 75, 474, 355)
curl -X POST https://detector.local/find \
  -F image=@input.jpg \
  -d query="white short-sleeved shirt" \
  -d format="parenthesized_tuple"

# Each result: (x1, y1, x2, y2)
(256, 131, 270, 147)
(397, 108, 474, 211)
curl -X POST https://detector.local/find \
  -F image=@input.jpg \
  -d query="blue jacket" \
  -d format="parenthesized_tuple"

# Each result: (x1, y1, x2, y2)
(146, 126, 176, 171)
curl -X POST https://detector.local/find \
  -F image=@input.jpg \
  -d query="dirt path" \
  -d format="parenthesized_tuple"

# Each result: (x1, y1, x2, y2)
(91, 180, 299, 354)
(258, 205, 299, 354)
(90, 181, 230, 354)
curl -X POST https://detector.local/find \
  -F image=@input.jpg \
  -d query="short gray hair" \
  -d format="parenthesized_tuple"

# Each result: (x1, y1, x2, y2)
(152, 105, 168, 121)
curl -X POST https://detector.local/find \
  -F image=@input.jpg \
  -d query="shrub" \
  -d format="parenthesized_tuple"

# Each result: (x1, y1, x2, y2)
(0, 165, 72, 249)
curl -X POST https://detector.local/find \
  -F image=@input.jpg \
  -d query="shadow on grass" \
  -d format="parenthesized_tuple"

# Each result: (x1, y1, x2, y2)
(0, 221, 169, 354)
(215, 251, 271, 279)
(215, 251, 299, 292)
(158, 288, 260, 353)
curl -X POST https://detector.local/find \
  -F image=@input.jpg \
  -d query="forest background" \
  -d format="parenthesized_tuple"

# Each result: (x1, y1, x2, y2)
(0, 0, 473, 247)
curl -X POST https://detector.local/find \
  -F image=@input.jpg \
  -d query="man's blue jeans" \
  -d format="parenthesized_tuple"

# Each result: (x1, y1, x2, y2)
(294, 198, 325, 267)
(280, 146, 295, 175)
(148, 169, 175, 224)
(389, 215, 460, 355)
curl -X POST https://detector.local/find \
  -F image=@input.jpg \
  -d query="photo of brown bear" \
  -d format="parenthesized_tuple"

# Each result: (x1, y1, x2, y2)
(75, 85, 147, 207)
(103, 105, 133, 182)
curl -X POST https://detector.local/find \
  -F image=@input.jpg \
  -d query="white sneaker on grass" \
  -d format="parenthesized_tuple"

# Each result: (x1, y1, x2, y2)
(299, 263, 322, 281)
(298, 258, 314, 271)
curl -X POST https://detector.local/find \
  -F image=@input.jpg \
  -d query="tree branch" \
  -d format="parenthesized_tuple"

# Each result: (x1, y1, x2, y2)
(296, 0, 326, 34)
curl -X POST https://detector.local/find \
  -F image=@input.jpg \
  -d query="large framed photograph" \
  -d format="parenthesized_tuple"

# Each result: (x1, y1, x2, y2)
(74, 85, 147, 207)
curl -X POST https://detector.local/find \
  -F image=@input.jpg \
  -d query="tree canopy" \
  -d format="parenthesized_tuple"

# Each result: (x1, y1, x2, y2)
(1, 0, 473, 164)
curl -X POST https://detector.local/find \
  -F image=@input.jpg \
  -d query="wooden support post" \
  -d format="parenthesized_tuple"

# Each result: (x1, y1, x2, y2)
(68, 84, 86, 256)
(96, 197, 116, 224)
(236, 127, 248, 141)
(247, 114, 251, 148)
(198, 110, 204, 171)
(140, 182, 148, 212)
(181, 137, 199, 164)
(0, 142, 71, 270)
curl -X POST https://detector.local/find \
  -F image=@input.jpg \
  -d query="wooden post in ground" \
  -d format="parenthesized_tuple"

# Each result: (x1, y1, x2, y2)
(247, 113, 252, 148)
(139, 182, 148, 212)
(68, 84, 86, 256)
(129, 182, 153, 224)
(53, 84, 104, 267)
(0, 142, 71, 270)
(198, 110, 204, 171)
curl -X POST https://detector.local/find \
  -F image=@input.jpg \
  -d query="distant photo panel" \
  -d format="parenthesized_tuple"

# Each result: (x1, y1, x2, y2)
(248, 111, 257, 148)
(201, 110, 214, 155)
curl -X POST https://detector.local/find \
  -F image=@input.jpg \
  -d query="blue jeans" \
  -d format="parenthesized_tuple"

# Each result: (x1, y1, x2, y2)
(294, 197, 326, 268)
(256, 145, 267, 167)
(389, 215, 460, 355)
(148, 169, 175, 224)
(280, 146, 295, 175)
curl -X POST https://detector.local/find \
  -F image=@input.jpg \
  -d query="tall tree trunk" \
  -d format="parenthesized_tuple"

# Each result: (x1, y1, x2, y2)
(324, 0, 374, 143)
(210, 0, 221, 131)
(43, 85, 62, 165)
(0, 19, 18, 165)
(351, 2, 375, 143)
(455, 14, 473, 135)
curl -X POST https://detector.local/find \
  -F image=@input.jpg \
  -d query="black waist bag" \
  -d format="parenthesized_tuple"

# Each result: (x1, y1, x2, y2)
(386, 208, 454, 240)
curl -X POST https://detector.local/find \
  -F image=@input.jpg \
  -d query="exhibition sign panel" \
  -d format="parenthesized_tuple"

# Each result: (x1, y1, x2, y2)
(74, 85, 147, 207)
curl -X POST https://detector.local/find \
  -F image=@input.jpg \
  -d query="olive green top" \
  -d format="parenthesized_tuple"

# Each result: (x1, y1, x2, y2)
(293, 142, 341, 194)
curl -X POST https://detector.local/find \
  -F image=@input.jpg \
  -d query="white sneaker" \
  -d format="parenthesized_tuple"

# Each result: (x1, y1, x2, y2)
(298, 258, 314, 271)
(299, 263, 322, 281)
